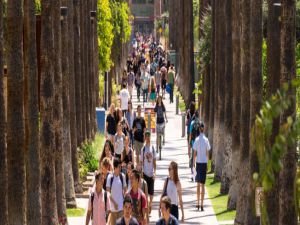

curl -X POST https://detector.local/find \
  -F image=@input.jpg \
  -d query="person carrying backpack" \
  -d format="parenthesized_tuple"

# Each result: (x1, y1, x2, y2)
(189, 111, 201, 181)
(127, 169, 148, 225)
(86, 172, 111, 225)
(107, 159, 127, 225)
(139, 131, 156, 215)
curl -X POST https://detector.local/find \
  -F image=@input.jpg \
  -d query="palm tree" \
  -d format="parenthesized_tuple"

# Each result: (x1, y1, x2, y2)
(247, 0, 262, 224)
(61, 0, 77, 208)
(279, 1, 297, 225)
(40, 0, 58, 223)
(0, 1, 7, 224)
(74, 0, 82, 147)
(53, 0, 67, 220)
(265, 1, 281, 223)
(213, 0, 225, 181)
(221, 0, 232, 194)
(24, 0, 41, 224)
(67, 0, 81, 193)
(228, 0, 241, 210)
(6, 0, 26, 224)
(235, 0, 250, 223)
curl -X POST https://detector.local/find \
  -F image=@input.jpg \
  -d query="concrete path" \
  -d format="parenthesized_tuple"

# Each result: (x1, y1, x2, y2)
(68, 89, 219, 225)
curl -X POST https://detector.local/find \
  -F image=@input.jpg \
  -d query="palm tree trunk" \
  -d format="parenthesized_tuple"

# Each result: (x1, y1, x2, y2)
(265, 1, 281, 223)
(220, 0, 232, 194)
(73, 0, 83, 193)
(235, 0, 250, 224)
(227, 0, 241, 210)
(61, 0, 77, 208)
(68, 0, 81, 193)
(40, 0, 58, 223)
(0, 1, 7, 224)
(213, 0, 225, 181)
(208, 0, 215, 163)
(52, 0, 67, 220)
(7, 0, 26, 224)
(24, 0, 42, 224)
(74, 0, 82, 146)
(247, 0, 262, 224)
(279, 1, 297, 225)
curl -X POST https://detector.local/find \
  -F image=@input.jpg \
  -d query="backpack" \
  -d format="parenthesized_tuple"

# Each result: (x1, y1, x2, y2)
(110, 173, 125, 190)
(162, 177, 169, 197)
(91, 191, 108, 221)
(191, 118, 201, 141)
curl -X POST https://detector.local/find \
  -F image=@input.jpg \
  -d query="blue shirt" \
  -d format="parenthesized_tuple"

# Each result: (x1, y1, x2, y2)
(156, 215, 179, 225)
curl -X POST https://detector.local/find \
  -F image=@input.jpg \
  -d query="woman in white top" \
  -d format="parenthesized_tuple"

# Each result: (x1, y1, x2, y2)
(160, 161, 184, 222)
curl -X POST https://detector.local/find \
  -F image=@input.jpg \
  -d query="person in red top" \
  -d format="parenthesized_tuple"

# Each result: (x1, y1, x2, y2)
(128, 169, 147, 225)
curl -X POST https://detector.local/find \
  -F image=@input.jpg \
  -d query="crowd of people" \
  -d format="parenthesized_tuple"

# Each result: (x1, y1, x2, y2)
(85, 33, 212, 225)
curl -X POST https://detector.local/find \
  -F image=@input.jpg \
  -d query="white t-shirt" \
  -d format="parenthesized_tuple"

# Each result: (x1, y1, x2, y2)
(192, 133, 211, 163)
(140, 145, 156, 177)
(114, 133, 125, 155)
(166, 179, 178, 205)
(106, 173, 127, 212)
(120, 88, 130, 110)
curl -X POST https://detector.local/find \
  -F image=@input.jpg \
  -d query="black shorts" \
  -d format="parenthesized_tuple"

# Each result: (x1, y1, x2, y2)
(161, 79, 167, 89)
(196, 163, 207, 184)
(143, 173, 155, 196)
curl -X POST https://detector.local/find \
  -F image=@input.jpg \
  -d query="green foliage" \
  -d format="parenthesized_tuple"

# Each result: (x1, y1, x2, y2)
(262, 39, 268, 99)
(111, 78, 121, 106)
(110, 0, 132, 43)
(252, 79, 300, 225)
(98, 0, 114, 72)
(193, 0, 199, 44)
(197, 6, 212, 68)
(193, 79, 203, 96)
(99, 73, 104, 106)
(35, 0, 41, 14)
(78, 133, 105, 180)
(66, 208, 85, 217)
(296, 44, 300, 117)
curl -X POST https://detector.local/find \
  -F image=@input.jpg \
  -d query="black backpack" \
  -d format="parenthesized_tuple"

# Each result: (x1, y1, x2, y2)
(110, 173, 125, 189)
(91, 191, 108, 221)
(191, 118, 201, 141)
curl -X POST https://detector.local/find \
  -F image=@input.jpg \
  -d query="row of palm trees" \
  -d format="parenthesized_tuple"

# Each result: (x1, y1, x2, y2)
(197, 0, 297, 225)
(0, 0, 99, 224)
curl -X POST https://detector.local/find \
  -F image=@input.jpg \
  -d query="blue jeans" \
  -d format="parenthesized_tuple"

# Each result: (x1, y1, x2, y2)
(143, 88, 148, 102)
(169, 83, 174, 103)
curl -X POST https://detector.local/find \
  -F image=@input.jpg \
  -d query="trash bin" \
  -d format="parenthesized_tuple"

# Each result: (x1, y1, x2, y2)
(96, 107, 106, 133)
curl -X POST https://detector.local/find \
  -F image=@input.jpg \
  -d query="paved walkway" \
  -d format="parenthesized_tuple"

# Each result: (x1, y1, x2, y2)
(68, 90, 219, 225)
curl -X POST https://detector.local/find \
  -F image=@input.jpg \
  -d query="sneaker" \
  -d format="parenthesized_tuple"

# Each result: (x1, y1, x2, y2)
(201, 206, 204, 211)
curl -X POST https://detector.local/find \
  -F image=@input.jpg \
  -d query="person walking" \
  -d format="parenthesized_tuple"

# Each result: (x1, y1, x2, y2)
(156, 197, 179, 225)
(126, 101, 136, 147)
(159, 161, 184, 222)
(140, 131, 156, 215)
(133, 105, 146, 164)
(167, 65, 175, 104)
(120, 83, 130, 116)
(154, 96, 167, 150)
(128, 69, 135, 100)
(189, 111, 201, 181)
(141, 65, 150, 104)
(193, 121, 211, 211)
(128, 169, 148, 225)
(154, 67, 161, 95)
(86, 172, 111, 225)
(106, 104, 116, 143)
(107, 158, 127, 225)
(114, 122, 126, 160)
(116, 195, 139, 225)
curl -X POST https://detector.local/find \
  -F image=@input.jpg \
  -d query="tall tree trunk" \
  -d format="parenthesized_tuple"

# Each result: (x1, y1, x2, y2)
(228, 0, 241, 210)
(73, 0, 83, 193)
(220, 0, 232, 194)
(213, 0, 225, 181)
(94, 0, 100, 109)
(265, 1, 281, 223)
(279, 1, 297, 225)
(208, 0, 215, 163)
(61, 1, 77, 208)
(7, 0, 26, 224)
(74, 0, 82, 146)
(24, 0, 42, 224)
(40, 0, 58, 224)
(247, 0, 262, 224)
(68, 0, 80, 193)
(235, 0, 250, 224)
(53, 0, 67, 220)
(80, 0, 87, 142)
(0, 0, 8, 224)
